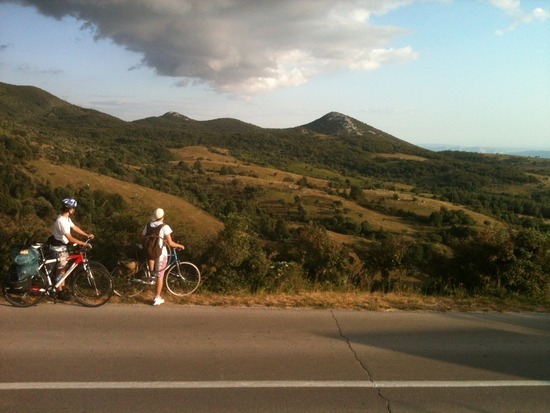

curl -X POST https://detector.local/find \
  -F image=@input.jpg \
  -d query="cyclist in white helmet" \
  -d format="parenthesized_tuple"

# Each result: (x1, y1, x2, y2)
(48, 198, 95, 300)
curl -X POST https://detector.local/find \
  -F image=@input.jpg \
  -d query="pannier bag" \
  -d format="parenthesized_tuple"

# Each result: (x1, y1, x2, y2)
(118, 258, 138, 277)
(14, 248, 41, 279)
(6, 264, 32, 293)
(7, 247, 41, 294)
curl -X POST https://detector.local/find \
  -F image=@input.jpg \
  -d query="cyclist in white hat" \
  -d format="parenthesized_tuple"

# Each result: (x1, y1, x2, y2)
(142, 208, 185, 306)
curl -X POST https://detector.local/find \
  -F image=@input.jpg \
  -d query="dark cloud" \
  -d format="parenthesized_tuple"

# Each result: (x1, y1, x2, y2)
(1, 0, 418, 94)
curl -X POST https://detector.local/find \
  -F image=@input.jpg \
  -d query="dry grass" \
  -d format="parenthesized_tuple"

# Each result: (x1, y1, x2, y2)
(110, 291, 550, 312)
(172, 146, 497, 233)
(28, 147, 497, 240)
(27, 159, 224, 238)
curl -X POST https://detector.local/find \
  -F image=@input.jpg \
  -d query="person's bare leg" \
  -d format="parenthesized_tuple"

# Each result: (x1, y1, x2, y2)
(155, 275, 163, 297)
(153, 257, 165, 305)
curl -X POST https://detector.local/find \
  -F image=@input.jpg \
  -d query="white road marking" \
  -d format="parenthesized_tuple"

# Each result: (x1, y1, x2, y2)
(0, 380, 549, 390)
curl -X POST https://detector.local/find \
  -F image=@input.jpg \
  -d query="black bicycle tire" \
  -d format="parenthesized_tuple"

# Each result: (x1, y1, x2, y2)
(2, 270, 48, 307)
(89, 260, 109, 273)
(164, 261, 201, 297)
(71, 266, 113, 307)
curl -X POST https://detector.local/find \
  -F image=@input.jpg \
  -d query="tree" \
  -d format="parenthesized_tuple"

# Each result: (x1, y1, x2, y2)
(364, 235, 410, 291)
(444, 227, 549, 298)
(349, 184, 365, 202)
(274, 219, 290, 241)
(284, 223, 350, 286)
(193, 160, 205, 174)
(202, 214, 271, 293)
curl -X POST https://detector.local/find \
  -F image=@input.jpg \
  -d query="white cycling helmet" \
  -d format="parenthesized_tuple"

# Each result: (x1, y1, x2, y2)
(62, 198, 78, 208)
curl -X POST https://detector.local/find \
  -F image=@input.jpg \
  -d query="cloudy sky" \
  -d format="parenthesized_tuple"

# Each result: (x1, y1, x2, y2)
(1, 0, 549, 148)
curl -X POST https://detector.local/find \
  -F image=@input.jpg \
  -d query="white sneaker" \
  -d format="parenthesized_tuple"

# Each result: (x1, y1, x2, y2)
(153, 297, 165, 306)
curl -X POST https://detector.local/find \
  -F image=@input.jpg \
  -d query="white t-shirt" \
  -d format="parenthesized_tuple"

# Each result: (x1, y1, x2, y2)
(52, 215, 75, 245)
(142, 221, 173, 257)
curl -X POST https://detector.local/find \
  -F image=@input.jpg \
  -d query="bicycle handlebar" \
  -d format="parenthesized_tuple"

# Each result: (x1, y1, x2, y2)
(70, 238, 94, 252)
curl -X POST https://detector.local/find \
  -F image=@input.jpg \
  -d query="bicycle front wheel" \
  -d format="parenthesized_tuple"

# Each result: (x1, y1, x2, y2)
(165, 262, 201, 297)
(2, 269, 48, 307)
(89, 260, 109, 273)
(72, 265, 113, 307)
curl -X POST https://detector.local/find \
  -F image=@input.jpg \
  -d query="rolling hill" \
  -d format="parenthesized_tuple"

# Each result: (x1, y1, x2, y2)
(1, 81, 548, 300)
(1, 81, 548, 232)
(27, 158, 224, 238)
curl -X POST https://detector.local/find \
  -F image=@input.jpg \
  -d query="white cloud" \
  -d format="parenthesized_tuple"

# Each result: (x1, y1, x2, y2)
(351, 46, 418, 70)
(0, 0, 420, 95)
(488, 0, 549, 35)
(489, 0, 521, 12)
(533, 7, 550, 21)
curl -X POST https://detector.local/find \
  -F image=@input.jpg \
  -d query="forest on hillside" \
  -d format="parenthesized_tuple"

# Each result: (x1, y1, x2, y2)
(1, 124, 548, 302)
(0, 82, 549, 302)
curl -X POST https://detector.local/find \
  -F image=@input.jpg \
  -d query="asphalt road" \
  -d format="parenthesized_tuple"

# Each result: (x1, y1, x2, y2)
(1, 302, 549, 412)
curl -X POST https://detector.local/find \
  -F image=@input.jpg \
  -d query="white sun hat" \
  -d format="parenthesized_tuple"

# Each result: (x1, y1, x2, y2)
(151, 208, 165, 221)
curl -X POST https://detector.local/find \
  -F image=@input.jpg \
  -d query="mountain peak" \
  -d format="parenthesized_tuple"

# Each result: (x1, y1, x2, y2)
(301, 112, 363, 136)
(162, 111, 191, 121)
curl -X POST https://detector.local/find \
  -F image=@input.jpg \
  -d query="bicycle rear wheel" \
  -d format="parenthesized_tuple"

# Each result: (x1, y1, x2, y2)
(71, 265, 113, 307)
(165, 262, 201, 297)
(112, 263, 147, 298)
(2, 269, 48, 307)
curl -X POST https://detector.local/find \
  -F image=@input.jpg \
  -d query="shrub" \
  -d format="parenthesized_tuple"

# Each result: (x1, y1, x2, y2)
(201, 214, 271, 293)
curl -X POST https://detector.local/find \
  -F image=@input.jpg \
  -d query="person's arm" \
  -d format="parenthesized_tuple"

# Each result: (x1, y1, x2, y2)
(165, 233, 185, 250)
(68, 225, 94, 245)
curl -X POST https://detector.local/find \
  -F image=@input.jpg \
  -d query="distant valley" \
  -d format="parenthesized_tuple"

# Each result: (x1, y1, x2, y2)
(421, 143, 550, 159)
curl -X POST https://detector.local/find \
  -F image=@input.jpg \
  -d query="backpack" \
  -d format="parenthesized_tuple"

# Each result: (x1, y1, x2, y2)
(143, 223, 165, 260)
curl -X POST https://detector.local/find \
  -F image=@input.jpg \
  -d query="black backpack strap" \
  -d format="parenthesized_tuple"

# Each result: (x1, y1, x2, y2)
(146, 223, 165, 237)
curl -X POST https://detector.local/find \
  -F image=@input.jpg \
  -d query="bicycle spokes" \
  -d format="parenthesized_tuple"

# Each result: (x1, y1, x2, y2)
(71, 266, 113, 307)
(165, 262, 201, 297)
